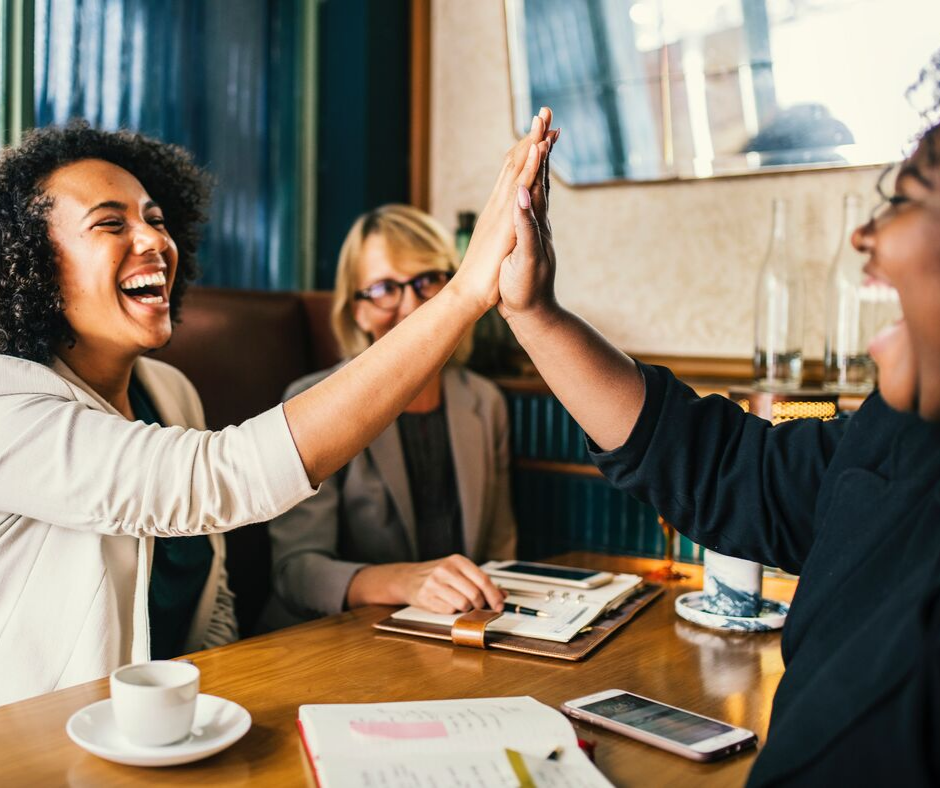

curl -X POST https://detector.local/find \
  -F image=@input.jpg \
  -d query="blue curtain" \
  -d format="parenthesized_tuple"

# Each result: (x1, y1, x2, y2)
(33, 0, 302, 289)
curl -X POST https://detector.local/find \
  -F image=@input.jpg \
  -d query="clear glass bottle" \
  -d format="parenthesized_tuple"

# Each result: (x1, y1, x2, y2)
(823, 194, 876, 393)
(754, 198, 804, 390)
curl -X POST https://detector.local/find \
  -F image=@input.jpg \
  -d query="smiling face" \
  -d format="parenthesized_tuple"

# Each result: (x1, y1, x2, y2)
(44, 158, 178, 361)
(853, 127, 940, 421)
(351, 233, 448, 343)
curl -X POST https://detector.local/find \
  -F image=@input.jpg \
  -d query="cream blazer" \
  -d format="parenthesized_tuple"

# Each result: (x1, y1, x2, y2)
(265, 364, 517, 625)
(0, 354, 314, 706)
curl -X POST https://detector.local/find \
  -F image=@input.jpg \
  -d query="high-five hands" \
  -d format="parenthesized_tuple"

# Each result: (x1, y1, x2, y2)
(494, 114, 648, 453)
(450, 107, 556, 315)
(498, 124, 559, 324)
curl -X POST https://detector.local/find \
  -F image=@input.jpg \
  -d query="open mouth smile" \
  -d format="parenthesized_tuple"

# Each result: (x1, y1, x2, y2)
(862, 262, 905, 356)
(119, 270, 168, 305)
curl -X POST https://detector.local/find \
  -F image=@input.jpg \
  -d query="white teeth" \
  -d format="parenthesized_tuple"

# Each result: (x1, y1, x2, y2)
(137, 295, 165, 304)
(120, 271, 166, 291)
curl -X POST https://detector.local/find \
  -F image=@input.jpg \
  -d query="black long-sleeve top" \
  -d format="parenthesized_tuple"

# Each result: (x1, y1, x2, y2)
(590, 362, 940, 786)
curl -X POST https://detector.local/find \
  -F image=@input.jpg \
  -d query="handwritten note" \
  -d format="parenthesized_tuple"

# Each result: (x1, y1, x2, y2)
(298, 697, 613, 786)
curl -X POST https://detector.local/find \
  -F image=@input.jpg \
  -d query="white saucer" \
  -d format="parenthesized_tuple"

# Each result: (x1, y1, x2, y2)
(66, 693, 251, 767)
(675, 591, 789, 632)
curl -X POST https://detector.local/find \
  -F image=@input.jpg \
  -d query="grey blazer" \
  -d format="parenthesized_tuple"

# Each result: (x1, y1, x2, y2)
(263, 363, 517, 627)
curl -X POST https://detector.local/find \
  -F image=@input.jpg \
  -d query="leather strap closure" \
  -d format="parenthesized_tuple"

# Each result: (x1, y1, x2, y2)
(451, 609, 502, 649)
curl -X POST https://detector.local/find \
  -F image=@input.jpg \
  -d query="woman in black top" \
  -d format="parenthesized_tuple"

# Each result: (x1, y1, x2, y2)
(496, 72, 940, 784)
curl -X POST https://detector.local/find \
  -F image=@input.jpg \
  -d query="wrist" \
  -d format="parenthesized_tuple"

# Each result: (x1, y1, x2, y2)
(505, 298, 565, 340)
(347, 564, 395, 607)
(446, 264, 496, 321)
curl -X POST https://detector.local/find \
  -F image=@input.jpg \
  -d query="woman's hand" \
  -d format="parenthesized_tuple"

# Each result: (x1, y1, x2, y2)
(346, 555, 506, 614)
(498, 128, 560, 325)
(495, 120, 648, 453)
(449, 107, 555, 316)
(282, 111, 555, 488)
(400, 554, 506, 613)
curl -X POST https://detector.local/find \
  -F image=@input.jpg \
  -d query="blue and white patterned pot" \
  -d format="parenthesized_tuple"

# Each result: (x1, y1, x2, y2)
(675, 591, 789, 632)
(702, 550, 763, 618)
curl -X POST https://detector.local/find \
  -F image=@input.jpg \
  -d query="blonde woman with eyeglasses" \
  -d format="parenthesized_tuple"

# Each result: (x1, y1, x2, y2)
(262, 205, 517, 628)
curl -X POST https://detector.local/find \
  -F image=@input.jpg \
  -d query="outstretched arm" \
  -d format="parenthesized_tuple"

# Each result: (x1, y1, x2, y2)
(285, 110, 555, 485)
(497, 135, 846, 572)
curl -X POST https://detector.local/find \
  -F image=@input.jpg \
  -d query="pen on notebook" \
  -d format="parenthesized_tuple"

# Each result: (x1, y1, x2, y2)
(502, 601, 550, 617)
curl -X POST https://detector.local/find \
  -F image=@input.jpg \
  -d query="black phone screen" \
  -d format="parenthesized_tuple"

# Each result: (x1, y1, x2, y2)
(582, 694, 734, 746)
(499, 563, 599, 581)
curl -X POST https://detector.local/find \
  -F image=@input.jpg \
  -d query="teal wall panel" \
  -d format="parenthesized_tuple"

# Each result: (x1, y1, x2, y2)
(512, 468, 666, 560)
(505, 388, 705, 564)
(32, 0, 305, 290)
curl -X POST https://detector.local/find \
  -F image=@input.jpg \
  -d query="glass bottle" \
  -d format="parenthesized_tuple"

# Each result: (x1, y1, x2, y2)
(753, 198, 804, 390)
(455, 211, 476, 260)
(823, 194, 876, 393)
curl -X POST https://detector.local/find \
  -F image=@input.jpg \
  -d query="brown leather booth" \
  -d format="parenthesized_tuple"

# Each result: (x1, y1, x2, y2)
(151, 286, 342, 634)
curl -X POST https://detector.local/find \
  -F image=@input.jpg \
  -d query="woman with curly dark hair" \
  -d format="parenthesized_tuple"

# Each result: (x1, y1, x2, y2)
(498, 62, 940, 783)
(0, 113, 555, 705)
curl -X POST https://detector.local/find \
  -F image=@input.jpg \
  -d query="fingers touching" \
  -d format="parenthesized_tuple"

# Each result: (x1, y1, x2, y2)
(503, 107, 556, 191)
(531, 129, 556, 227)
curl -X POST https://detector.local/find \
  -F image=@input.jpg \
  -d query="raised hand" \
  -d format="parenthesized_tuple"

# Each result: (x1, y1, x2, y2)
(494, 119, 647, 454)
(449, 108, 554, 315)
(498, 128, 560, 323)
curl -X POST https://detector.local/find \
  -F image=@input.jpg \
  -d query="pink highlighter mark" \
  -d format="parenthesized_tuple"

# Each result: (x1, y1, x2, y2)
(349, 720, 448, 739)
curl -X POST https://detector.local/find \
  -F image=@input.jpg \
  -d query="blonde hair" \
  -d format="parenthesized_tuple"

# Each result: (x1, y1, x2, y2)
(331, 204, 474, 363)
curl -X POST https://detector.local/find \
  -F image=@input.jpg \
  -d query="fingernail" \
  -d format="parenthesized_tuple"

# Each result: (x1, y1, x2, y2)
(518, 185, 531, 209)
(530, 115, 539, 133)
(553, 128, 561, 144)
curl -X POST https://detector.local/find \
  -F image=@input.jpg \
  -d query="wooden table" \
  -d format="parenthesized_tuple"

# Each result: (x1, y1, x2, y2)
(0, 554, 796, 787)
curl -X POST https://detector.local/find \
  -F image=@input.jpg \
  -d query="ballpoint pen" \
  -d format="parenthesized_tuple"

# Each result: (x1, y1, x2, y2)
(502, 602, 550, 618)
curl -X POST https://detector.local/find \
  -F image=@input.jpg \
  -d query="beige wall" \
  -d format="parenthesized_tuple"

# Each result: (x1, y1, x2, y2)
(428, 0, 884, 360)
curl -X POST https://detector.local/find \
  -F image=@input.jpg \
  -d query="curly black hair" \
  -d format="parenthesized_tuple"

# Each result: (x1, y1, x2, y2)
(907, 49, 940, 166)
(0, 120, 212, 364)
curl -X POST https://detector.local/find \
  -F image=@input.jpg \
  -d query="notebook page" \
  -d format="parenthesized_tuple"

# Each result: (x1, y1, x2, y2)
(298, 696, 577, 760)
(313, 748, 613, 788)
(508, 748, 614, 788)
(390, 571, 644, 642)
(313, 750, 519, 788)
(480, 565, 643, 609)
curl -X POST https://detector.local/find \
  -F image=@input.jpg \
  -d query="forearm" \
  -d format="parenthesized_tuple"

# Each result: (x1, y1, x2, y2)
(346, 563, 410, 608)
(284, 287, 481, 484)
(506, 303, 646, 451)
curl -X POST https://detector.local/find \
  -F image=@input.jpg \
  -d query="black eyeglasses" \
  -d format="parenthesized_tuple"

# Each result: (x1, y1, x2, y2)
(353, 270, 453, 311)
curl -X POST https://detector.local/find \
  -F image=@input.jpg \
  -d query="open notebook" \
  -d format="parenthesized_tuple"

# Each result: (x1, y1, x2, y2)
(390, 566, 645, 643)
(297, 696, 613, 787)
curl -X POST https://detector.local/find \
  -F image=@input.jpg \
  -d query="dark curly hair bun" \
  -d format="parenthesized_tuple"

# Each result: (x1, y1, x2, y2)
(0, 120, 212, 364)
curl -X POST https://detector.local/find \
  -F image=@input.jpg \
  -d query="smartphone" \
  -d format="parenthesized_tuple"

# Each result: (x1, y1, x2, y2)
(486, 560, 613, 589)
(561, 689, 757, 762)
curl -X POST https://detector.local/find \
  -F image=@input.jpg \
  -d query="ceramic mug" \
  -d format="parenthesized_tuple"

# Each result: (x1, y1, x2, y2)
(110, 661, 200, 746)
(702, 550, 763, 618)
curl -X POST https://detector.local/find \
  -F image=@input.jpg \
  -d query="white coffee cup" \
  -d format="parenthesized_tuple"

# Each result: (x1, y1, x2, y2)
(702, 550, 763, 618)
(110, 661, 200, 746)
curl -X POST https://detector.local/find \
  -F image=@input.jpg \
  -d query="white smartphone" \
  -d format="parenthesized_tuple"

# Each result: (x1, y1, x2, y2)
(561, 689, 757, 762)
(485, 560, 613, 589)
